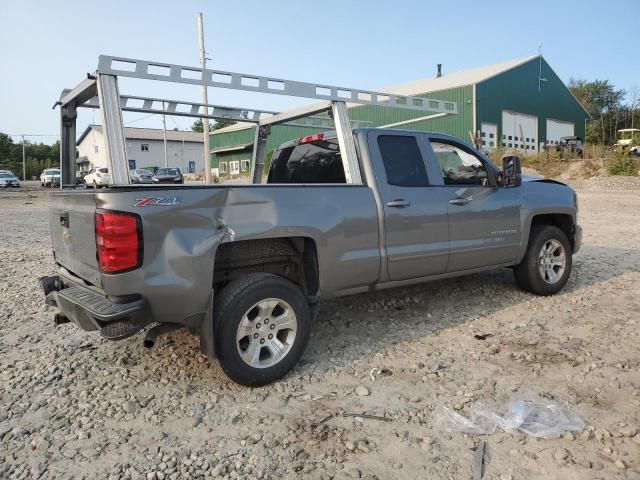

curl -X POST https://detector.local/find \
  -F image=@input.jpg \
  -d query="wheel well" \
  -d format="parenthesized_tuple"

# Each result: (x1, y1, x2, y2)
(531, 214, 575, 249)
(213, 237, 319, 297)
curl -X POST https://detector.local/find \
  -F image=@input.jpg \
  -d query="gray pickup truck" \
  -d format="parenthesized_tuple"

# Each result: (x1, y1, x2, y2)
(41, 129, 581, 386)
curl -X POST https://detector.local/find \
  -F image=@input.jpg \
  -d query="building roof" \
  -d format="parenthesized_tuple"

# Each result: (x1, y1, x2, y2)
(212, 122, 254, 135)
(212, 55, 540, 136)
(377, 55, 539, 96)
(76, 125, 204, 146)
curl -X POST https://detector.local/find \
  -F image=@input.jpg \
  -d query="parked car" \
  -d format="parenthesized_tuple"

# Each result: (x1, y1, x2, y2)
(153, 167, 183, 184)
(42, 129, 581, 386)
(40, 168, 61, 187)
(130, 169, 154, 184)
(555, 136, 583, 158)
(0, 172, 20, 188)
(75, 170, 88, 185)
(84, 167, 110, 188)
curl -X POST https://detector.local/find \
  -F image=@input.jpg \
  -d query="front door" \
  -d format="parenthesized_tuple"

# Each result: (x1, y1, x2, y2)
(369, 131, 450, 281)
(427, 139, 521, 272)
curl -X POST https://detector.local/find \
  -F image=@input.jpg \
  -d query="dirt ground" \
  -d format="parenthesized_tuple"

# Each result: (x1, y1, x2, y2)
(1, 180, 639, 480)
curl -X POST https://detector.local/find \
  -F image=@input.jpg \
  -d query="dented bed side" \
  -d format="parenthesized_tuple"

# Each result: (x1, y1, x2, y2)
(78, 185, 380, 328)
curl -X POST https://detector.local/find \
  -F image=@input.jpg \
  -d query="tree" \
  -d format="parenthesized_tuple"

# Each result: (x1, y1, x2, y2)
(569, 79, 626, 144)
(0, 132, 60, 178)
(192, 118, 236, 132)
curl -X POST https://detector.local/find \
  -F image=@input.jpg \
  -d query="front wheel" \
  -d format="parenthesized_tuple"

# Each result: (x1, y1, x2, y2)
(213, 273, 311, 386)
(514, 225, 572, 295)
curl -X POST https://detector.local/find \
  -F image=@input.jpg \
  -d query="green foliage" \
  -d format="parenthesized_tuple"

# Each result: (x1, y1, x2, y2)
(212, 119, 236, 131)
(606, 151, 639, 176)
(0, 132, 60, 178)
(580, 159, 601, 178)
(569, 78, 639, 145)
(192, 119, 236, 132)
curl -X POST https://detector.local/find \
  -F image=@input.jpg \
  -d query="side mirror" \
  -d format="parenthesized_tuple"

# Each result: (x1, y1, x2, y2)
(502, 155, 522, 187)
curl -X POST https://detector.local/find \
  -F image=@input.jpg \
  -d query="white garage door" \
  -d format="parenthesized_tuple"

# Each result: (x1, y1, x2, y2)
(502, 111, 538, 153)
(480, 123, 498, 152)
(546, 119, 575, 146)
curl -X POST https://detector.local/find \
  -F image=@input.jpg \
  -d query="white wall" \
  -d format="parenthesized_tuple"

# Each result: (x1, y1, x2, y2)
(77, 129, 205, 174)
(76, 129, 105, 170)
(126, 139, 204, 173)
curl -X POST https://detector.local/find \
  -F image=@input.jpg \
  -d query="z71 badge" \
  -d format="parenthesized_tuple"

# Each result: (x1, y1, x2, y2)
(134, 196, 182, 207)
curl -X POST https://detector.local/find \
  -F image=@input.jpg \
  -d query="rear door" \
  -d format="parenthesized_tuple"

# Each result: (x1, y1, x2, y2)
(49, 191, 102, 287)
(426, 138, 521, 272)
(368, 131, 450, 281)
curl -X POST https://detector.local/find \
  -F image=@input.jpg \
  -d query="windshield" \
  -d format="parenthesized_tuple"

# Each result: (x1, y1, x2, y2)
(0, 173, 14, 178)
(132, 169, 152, 175)
(45, 169, 60, 175)
(157, 168, 179, 175)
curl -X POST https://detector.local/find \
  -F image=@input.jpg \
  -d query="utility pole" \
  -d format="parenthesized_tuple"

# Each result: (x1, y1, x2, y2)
(198, 12, 211, 184)
(21, 135, 26, 181)
(162, 101, 168, 167)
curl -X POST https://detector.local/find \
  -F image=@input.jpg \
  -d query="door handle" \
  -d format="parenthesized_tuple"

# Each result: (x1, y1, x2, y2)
(449, 196, 472, 206)
(386, 199, 411, 208)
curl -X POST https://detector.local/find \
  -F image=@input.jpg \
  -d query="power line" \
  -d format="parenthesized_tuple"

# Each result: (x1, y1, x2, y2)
(124, 114, 156, 125)
(7, 133, 59, 137)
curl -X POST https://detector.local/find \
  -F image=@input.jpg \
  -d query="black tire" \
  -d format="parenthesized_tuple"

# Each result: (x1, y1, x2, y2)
(213, 273, 311, 387)
(514, 225, 572, 296)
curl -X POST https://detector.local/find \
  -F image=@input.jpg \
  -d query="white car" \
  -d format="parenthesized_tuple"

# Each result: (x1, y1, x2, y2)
(84, 167, 110, 188)
(40, 168, 61, 187)
(0, 172, 20, 188)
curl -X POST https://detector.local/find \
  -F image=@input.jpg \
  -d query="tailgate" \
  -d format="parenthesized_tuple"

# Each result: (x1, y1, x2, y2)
(49, 191, 102, 288)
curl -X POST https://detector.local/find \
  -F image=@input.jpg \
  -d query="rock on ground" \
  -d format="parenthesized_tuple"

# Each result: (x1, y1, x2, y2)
(1, 181, 639, 479)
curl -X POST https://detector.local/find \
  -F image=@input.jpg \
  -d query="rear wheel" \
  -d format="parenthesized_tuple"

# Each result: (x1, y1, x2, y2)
(213, 273, 311, 386)
(514, 225, 572, 295)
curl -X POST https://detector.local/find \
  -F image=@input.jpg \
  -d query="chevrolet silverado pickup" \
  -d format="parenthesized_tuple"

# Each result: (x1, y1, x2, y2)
(41, 129, 581, 386)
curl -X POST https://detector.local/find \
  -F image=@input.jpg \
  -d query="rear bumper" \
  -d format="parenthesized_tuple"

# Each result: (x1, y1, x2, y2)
(40, 275, 152, 339)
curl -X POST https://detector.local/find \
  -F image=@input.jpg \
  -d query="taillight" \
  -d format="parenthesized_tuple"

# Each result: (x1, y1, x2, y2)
(95, 210, 142, 273)
(298, 133, 324, 145)
(96, 172, 102, 177)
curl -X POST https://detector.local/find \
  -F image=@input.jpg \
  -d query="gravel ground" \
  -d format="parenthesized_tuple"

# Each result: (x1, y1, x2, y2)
(1, 181, 639, 480)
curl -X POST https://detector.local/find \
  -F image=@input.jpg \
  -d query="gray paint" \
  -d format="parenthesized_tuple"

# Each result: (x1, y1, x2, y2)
(47, 128, 580, 344)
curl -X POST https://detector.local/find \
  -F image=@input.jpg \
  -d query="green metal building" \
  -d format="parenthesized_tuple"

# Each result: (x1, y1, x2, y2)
(210, 55, 589, 176)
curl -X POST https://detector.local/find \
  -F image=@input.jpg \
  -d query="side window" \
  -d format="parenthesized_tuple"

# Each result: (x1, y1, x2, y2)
(430, 141, 489, 186)
(377, 135, 428, 187)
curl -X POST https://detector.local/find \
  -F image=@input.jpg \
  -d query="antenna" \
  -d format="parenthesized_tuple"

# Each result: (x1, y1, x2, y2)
(538, 45, 547, 92)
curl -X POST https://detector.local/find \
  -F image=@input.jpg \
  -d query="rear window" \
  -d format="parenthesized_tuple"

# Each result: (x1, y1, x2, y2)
(157, 168, 179, 175)
(267, 138, 346, 184)
(45, 169, 60, 175)
(98, 168, 109, 173)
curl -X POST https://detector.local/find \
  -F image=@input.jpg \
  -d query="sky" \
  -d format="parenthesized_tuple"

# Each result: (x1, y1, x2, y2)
(1, 0, 638, 145)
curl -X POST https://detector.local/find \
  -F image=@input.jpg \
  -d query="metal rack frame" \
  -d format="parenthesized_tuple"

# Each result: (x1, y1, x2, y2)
(57, 55, 458, 186)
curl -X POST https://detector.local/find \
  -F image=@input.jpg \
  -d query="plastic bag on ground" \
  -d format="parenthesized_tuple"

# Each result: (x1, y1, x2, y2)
(434, 391, 585, 439)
